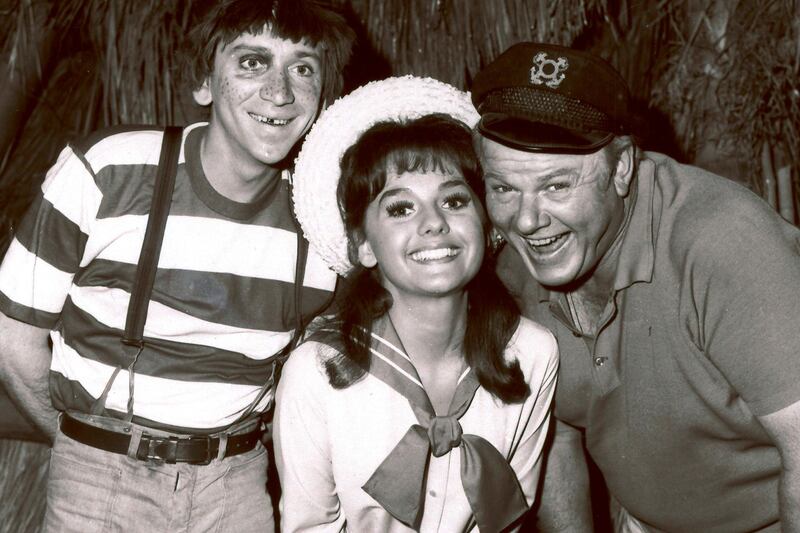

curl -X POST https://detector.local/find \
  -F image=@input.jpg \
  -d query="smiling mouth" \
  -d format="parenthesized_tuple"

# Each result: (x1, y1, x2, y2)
(525, 232, 569, 254)
(248, 112, 292, 126)
(410, 247, 459, 262)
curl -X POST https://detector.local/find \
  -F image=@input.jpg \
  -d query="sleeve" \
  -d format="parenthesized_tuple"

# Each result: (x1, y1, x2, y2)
(679, 198, 800, 416)
(273, 342, 347, 532)
(0, 144, 101, 328)
(507, 323, 560, 506)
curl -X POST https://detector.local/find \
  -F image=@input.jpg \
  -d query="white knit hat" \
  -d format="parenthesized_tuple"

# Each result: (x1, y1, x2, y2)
(292, 75, 480, 276)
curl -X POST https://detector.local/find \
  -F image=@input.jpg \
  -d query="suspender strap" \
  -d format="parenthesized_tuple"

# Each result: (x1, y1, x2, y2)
(272, 231, 309, 386)
(237, 227, 309, 423)
(235, 180, 313, 423)
(121, 126, 183, 347)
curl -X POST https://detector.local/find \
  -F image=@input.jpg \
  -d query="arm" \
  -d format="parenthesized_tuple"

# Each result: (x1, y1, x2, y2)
(509, 328, 559, 506)
(0, 145, 98, 441)
(273, 343, 346, 532)
(758, 400, 800, 532)
(680, 196, 800, 529)
(535, 419, 594, 532)
(0, 311, 57, 441)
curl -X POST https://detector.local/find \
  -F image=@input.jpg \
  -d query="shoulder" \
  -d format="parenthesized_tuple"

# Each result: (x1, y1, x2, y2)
(646, 154, 799, 269)
(69, 123, 204, 175)
(505, 317, 559, 377)
(71, 124, 165, 157)
(280, 339, 339, 392)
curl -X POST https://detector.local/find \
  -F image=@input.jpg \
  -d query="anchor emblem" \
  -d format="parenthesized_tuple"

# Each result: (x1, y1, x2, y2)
(530, 52, 569, 89)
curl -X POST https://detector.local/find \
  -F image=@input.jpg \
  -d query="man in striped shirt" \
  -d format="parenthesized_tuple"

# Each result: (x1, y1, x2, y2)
(0, 1, 354, 531)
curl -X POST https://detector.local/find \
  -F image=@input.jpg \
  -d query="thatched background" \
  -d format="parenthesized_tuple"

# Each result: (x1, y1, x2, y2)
(1, 0, 798, 248)
(0, 0, 798, 530)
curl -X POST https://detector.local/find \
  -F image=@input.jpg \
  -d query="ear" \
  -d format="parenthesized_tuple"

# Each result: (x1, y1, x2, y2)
(193, 79, 213, 106)
(357, 240, 377, 269)
(612, 141, 635, 198)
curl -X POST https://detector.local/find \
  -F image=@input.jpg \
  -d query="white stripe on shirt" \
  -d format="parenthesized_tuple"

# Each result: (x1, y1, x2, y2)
(0, 238, 74, 314)
(51, 330, 272, 428)
(85, 215, 333, 290)
(42, 146, 103, 235)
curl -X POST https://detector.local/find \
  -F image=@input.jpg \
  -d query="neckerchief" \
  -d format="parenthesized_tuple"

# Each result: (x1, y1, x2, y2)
(360, 317, 528, 532)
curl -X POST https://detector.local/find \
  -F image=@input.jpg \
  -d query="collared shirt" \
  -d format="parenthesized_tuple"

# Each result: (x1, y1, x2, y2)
(274, 317, 558, 532)
(497, 152, 800, 532)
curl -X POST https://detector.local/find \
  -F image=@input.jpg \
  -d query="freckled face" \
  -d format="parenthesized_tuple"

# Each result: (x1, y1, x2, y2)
(357, 169, 486, 300)
(479, 136, 628, 288)
(194, 27, 323, 170)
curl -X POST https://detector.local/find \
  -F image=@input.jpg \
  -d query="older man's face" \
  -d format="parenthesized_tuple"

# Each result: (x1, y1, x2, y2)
(478, 136, 629, 288)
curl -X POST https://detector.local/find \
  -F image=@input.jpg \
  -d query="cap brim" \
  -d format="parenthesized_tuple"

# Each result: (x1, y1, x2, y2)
(478, 114, 614, 154)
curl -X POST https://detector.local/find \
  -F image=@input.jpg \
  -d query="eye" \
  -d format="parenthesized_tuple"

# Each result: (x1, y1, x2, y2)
(442, 192, 471, 210)
(292, 63, 315, 77)
(240, 56, 265, 71)
(385, 200, 414, 218)
(490, 182, 513, 194)
(545, 181, 570, 192)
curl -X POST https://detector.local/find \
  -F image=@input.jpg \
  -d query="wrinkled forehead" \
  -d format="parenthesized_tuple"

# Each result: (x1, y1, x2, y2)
(478, 135, 607, 182)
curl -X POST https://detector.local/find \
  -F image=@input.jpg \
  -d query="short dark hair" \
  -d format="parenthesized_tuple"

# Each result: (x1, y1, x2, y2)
(185, 0, 355, 106)
(322, 114, 529, 404)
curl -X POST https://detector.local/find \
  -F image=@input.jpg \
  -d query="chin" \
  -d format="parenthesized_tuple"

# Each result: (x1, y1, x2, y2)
(524, 263, 581, 289)
(258, 149, 291, 166)
(413, 279, 468, 297)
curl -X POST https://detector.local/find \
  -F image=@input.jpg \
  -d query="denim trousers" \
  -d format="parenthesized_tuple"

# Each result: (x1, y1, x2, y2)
(43, 423, 274, 533)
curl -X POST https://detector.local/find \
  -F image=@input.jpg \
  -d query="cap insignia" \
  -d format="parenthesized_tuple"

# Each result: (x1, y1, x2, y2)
(530, 52, 569, 89)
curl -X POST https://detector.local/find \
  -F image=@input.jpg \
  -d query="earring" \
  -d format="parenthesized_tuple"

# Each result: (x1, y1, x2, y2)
(488, 227, 506, 255)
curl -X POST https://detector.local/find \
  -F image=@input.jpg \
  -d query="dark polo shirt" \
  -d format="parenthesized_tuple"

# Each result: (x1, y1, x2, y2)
(497, 152, 800, 532)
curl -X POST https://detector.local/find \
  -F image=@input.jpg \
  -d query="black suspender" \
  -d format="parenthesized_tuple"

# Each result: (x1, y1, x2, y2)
(92, 126, 182, 419)
(122, 126, 183, 348)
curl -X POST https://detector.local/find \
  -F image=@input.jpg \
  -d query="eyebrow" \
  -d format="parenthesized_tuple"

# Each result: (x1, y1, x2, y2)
(484, 168, 576, 182)
(229, 45, 321, 62)
(376, 179, 469, 204)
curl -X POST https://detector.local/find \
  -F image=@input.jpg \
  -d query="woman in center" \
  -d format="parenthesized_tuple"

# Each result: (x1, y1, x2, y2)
(275, 79, 558, 533)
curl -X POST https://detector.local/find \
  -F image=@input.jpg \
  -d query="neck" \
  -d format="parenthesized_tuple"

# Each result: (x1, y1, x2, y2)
(199, 129, 282, 203)
(388, 292, 468, 366)
(564, 193, 634, 334)
(574, 188, 635, 306)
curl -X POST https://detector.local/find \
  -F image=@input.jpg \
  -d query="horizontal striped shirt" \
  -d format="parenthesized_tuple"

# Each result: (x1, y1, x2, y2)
(0, 123, 336, 431)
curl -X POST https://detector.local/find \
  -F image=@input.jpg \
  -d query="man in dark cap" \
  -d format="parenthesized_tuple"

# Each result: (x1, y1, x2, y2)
(472, 42, 800, 532)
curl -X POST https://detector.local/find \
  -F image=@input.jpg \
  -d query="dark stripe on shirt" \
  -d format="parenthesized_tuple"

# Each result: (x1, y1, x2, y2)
(74, 259, 332, 331)
(0, 291, 61, 329)
(92, 164, 296, 229)
(58, 298, 275, 385)
(15, 193, 88, 274)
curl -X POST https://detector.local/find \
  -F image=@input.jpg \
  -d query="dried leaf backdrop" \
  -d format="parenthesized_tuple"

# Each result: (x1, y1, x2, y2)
(0, 0, 798, 529)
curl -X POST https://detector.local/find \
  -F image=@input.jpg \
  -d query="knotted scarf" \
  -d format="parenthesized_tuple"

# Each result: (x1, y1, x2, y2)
(360, 319, 528, 532)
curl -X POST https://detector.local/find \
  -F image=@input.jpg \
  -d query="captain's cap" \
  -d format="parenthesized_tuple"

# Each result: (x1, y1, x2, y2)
(472, 42, 632, 154)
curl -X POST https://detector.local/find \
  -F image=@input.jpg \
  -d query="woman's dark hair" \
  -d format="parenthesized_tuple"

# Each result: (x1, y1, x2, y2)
(320, 114, 529, 404)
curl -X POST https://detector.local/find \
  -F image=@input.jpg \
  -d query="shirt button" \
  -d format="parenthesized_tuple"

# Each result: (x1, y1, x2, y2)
(594, 356, 607, 367)
(429, 490, 437, 497)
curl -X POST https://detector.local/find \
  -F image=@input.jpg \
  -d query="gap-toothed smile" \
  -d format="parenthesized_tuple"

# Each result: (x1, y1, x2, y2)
(248, 112, 291, 126)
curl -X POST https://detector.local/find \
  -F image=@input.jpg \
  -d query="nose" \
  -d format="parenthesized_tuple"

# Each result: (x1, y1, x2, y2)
(513, 193, 550, 235)
(419, 206, 450, 236)
(260, 69, 294, 105)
